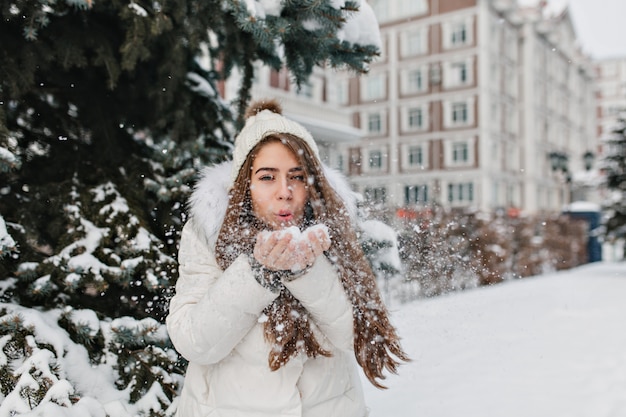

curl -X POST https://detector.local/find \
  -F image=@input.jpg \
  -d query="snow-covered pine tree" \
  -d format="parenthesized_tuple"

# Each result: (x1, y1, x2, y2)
(601, 112, 626, 258)
(359, 218, 403, 303)
(394, 206, 587, 301)
(0, 0, 380, 415)
(396, 206, 481, 298)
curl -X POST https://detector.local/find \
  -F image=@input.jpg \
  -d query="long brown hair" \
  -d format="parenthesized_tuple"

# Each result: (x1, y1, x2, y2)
(215, 134, 408, 388)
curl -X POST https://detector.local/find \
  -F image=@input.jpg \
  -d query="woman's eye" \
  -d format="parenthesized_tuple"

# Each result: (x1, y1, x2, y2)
(258, 175, 274, 181)
(291, 175, 305, 182)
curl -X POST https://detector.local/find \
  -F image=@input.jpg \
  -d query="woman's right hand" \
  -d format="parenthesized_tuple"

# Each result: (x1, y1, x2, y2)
(253, 231, 295, 271)
(254, 227, 330, 272)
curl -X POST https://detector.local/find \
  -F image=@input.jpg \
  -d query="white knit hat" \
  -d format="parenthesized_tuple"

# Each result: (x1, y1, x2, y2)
(230, 99, 320, 184)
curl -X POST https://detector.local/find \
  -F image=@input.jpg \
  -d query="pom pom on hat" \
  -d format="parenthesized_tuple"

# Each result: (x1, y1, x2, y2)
(244, 99, 284, 119)
(230, 98, 320, 184)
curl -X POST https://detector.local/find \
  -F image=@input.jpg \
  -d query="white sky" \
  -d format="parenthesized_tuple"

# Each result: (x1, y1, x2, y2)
(524, 0, 626, 59)
(567, 0, 626, 59)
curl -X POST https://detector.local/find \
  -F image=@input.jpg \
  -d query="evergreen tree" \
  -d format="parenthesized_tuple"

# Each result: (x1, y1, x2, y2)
(0, 0, 379, 414)
(396, 207, 481, 298)
(601, 112, 626, 258)
(359, 218, 402, 304)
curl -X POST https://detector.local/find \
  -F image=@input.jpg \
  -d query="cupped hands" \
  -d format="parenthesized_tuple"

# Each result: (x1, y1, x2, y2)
(253, 225, 330, 273)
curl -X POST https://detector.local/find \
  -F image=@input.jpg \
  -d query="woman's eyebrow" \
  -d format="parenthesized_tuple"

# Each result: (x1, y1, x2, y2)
(254, 166, 303, 175)
(254, 167, 278, 174)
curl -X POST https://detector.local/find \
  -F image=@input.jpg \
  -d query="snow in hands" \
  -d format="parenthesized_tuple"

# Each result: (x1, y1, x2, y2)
(259, 224, 329, 242)
(258, 224, 330, 272)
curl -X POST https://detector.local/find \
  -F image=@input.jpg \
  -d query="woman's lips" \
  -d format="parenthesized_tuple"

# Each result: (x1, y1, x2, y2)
(277, 210, 293, 222)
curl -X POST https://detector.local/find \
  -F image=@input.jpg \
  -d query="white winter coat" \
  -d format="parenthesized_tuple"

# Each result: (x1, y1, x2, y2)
(166, 162, 367, 417)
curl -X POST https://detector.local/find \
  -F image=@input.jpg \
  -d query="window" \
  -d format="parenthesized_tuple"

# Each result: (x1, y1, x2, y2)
(361, 73, 385, 101)
(444, 97, 475, 127)
(601, 84, 616, 99)
(372, 0, 428, 24)
(444, 59, 474, 89)
(448, 182, 474, 203)
(451, 22, 467, 46)
(401, 27, 428, 57)
(336, 154, 344, 172)
(368, 150, 383, 170)
(408, 145, 424, 166)
(454, 62, 467, 83)
(601, 62, 618, 77)
(491, 101, 500, 130)
(405, 185, 428, 205)
(368, 113, 382, 133)
(402, 104, 428, 132)
(606, 105, 622, 117)
(363, 148, 388, 173)
(406, 30, 423, 56)
(443, 18, 473, 50)
(364, 187, 387, 204)
(452, 142, 469, 163)
(408, 69, 423, 91)
(452, 102, 468, 123)
(401, 66, 428, 94)
(445, 138, 475, 167)
(329, 79, 349, 105)
(363, 109, 387, 135)
(399, 0, 428, 15)
(505, 103, 516, 133)
(402, 143, 429, 169)
(408, 108, 423, 129)
(492, 181, 500, 208)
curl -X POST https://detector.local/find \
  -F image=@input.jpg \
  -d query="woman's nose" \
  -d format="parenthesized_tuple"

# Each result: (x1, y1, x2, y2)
(277, 178, 292, 200)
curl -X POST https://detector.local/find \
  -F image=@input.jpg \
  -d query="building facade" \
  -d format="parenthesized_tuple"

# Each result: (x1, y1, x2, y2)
(518, 2, 597, 211)
(595, 57, 626, 141)
(226, 0, 597, 215)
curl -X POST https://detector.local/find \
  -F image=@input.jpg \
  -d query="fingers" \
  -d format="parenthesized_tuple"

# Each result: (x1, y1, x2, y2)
(305, 228, 331, 254)
(253, 226, 331, 272)
(253, 232, 293, 270)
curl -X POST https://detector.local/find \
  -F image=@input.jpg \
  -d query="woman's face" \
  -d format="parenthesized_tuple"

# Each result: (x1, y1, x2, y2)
(250, 140, 308, 230)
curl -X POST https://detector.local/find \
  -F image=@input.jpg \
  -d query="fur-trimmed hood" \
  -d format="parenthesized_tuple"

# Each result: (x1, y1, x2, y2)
(187, 161, 358, 248)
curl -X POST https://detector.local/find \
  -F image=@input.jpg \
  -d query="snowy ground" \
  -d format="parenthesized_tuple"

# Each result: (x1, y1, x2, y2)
(2, 261, 624, 416)
(362, 261, 626, 417)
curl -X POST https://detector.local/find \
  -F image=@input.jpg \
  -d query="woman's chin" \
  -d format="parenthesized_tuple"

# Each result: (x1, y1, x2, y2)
(273, 219, 299, 230)
(275, 222, 294, 230)
(263, 214, 303, 230)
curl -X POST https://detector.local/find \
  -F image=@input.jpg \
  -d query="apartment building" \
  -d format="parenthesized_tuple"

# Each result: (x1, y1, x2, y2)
(226, 0, 597, 215)
(518, 2, 597, 211)
(595, 57, 626, 140)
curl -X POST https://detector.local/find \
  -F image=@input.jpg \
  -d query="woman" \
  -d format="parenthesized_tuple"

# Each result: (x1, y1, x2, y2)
(166, 99, 408, 417)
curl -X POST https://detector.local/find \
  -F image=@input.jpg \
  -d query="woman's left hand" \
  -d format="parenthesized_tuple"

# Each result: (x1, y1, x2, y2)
(291, 227, 331, 271)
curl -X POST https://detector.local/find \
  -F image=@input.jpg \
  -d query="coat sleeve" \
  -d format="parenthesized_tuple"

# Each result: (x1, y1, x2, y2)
(166, 222, 278, 365)
(283, 256, 355, 352)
